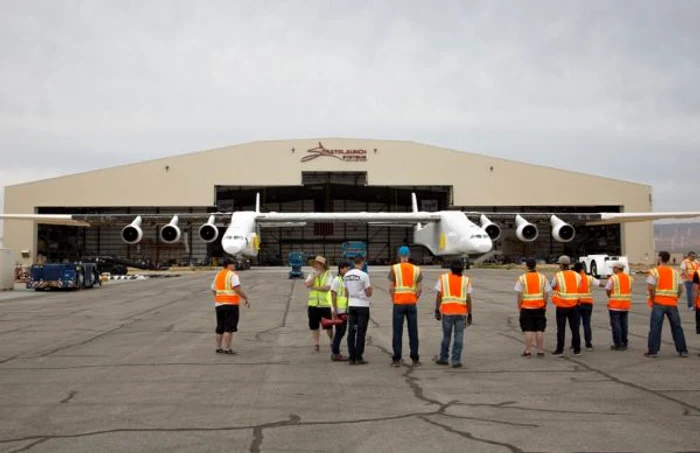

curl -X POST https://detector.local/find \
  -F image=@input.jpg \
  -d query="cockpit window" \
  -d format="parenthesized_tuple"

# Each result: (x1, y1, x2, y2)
(233, 236, 244, 240)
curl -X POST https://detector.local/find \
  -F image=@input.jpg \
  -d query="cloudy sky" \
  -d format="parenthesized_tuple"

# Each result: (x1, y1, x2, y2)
(1, 0, 698, 238)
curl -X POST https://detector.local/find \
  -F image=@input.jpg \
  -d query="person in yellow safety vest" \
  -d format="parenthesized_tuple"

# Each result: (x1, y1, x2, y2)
(330, 261, 351, 362)
(515, 258, 551, 358)
(211, 258, 250, 355)
(305, 255, 334, 352)
(573, 262, 605, 351)
(550, 255, 583, 357)
(388, 246, 423, 367)
(605, 263, 633, 351)
(645, 251, 689, 358)
(433, 259, 472, 368)
(692, 269, 700, 354)
(680, 251, 699, 310)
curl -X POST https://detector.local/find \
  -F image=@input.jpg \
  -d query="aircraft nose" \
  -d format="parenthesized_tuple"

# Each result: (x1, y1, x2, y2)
(223, 239, 246, 256)
(477, 238, 493, 254)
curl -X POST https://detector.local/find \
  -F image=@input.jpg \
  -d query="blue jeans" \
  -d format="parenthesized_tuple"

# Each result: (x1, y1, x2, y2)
(392, 304, 419, 361)
(347, 307, 370, 361)
(440, 315, 466, 365)
(685, 281, 694, 309)
(331, 317, 347, 355)
(647, 304, 688, 355)
(609, 310, 628, 348)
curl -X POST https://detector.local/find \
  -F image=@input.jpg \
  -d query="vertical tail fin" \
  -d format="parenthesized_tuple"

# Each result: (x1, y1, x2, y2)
(255, 193, 261, 213)
(412, 192, 422, 229)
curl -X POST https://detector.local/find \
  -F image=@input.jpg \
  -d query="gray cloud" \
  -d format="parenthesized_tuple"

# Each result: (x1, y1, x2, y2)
(1, 0, 698, 227)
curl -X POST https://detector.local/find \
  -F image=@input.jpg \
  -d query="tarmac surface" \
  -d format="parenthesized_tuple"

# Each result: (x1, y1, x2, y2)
(1, 266, 699, 453)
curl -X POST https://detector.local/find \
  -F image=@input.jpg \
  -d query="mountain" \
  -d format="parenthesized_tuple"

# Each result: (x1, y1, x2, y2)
(654, 222, 700, 253)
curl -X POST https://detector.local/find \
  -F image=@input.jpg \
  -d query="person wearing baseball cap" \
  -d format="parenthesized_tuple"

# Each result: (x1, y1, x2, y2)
(388, 246, 423, 367)
(605, 262, 633, 350)
(305, 255, 333, 352)
(550, 255, 583, 356)
(514, 258, 551, 357)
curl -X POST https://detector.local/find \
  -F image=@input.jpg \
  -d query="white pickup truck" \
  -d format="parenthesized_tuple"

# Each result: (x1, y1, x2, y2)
(579, 255, 629, 278)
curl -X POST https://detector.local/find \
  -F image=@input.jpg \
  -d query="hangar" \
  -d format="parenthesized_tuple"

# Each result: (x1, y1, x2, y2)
(2, 139, 654, 266)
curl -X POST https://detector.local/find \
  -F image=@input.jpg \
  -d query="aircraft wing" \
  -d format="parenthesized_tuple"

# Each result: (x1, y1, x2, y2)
(256, 212, 441, 224)
(464, 211, 700, 225)
(0, 213, 233, 227)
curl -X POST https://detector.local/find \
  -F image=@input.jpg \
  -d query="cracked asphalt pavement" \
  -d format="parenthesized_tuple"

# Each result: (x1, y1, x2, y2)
(1, 267, 700, 453)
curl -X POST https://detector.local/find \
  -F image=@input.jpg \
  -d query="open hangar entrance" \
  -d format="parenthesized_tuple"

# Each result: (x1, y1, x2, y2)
(213, 172, 451, 265)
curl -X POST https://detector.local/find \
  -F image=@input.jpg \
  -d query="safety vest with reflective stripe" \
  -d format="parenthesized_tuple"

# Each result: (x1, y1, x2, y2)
(579, 272, 594, 304)
(214, 269, 240, 305)
(333, 275, 348, 311)
(681, 259, 699, 281)
(551, 270, 582, 308)
(439, 273, 470, 315)
(694, 270, 700, 309)
(308, 271, 332, 307)
(518, 272, 547, 310)
(392, 263, 420, 304)
(608, 273, 633, 311)
(648, 266, 680, 306)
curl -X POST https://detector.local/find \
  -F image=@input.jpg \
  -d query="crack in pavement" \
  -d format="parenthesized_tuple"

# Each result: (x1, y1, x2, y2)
(420, 416, 527, 453)
(497, 324, 700, 417)
(254, 281, 295, 341)
(5, 438, 50, 453)
(450, 401, 626, 416)
(60, 391, 77, 404)
(250, 414, 301, 453)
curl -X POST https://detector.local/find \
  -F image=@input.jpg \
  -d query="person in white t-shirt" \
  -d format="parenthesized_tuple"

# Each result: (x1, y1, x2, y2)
(344, 255, 373, 365)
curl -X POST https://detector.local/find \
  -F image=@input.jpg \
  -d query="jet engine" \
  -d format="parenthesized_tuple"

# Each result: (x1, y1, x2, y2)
(550, 215, 575, 243)
(479, 214, 502, 241)
(198, 215, 219, 243)
(121, 216, 144, 244)
(159, 215, 181, 244)
(515, 214, 539, 242)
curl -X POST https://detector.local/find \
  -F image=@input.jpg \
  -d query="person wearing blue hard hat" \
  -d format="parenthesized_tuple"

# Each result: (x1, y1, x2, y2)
(388, 245, 423, 367)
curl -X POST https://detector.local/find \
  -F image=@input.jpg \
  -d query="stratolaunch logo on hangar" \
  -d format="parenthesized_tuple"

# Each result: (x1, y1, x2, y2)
(301, 142, 368, 162)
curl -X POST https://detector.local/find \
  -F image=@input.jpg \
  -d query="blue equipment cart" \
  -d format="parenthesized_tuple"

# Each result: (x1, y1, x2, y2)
(341, 242, 368, 272)
(27, 262, 102, 291)
(288, 252, 305, 279)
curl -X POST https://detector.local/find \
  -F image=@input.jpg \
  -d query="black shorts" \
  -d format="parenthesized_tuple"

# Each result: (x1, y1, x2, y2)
(215, 305, 240, 334)
(308, 306, 333, 330)
(520, 308, 546, 332)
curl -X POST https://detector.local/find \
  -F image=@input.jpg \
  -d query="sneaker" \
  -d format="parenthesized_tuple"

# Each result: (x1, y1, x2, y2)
(435, 359, 449, 366)
(356, 359, 368, 365)
(620, 345, 628, 351)
(643, 352, 658, 358)
(391, 360, 401, 367)
(552, 350, 564, 357)
(536, 352, 545, 358)
(215, 348, 224, 354)
(573, 351, 582, 356)
(452, 363, 463, 368)
(223, 349, 237, 355)
(331, 354, 349, 362)
(680, 351, 689, 358)
(411, 359, 422, 367)
(585, 345, 594, 351)
(610, 345, 621, 351)
(348, 359, 357, 365)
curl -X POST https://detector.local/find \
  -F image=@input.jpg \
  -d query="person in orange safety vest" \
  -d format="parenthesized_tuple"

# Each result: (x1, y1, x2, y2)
(211, 258, 250, 355)
(388, 246, 423, 367)
(605, 263, 633, 351)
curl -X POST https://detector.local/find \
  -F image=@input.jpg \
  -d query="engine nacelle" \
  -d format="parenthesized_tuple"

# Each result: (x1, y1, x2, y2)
(515, 214, 539, 242)
(198, 215, 219, 243)
(479, 214, 502, 241)
(550, 215, 575, 243)
(121, 216, 144, 244)
(159, 215, 181, 244)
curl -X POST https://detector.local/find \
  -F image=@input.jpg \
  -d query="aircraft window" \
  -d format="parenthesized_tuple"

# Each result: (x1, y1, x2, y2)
(224, 235, 232, 240)
(234, 236, 244, 240)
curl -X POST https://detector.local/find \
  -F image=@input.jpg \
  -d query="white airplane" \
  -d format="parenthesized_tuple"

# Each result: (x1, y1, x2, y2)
(2, 193, 700, 258)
